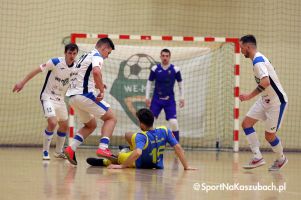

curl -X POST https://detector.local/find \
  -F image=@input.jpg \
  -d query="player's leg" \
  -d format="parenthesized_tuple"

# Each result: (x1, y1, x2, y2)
(265, 103, 288, 171)
(78, 93, 117, 157)
(41, 100, 58, 160)
(65, 117, 97, 165)
(64, 96, 96, 165)
(97, 108, 117, 157)
(53, 102, 68, 159)
(150, 97, 163, 119)
(54, 120, 68, 158)
(125, 132, 135, 149)
(164, 99, 180, 142)
(242, 99, 266, 169)
(117, 151, 135, 167)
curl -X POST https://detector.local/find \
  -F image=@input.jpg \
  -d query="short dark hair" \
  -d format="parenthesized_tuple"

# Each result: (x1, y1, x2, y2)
(161, 48, 171, 55)
(240, 35, 257, 46)
(65, 43, 79, 53)
(96, 37, 115, 50)
(136, 108, 154, 128)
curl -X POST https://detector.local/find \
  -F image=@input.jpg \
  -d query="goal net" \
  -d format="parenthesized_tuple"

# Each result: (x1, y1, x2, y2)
(71, 34, 239, 151)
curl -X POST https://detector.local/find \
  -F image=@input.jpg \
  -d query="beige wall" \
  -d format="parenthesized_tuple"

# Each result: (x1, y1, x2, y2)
(1, 0, 300, 149)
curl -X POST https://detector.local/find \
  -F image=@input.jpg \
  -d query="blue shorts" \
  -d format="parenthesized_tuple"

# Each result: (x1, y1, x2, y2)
(150, 97, 177, 120)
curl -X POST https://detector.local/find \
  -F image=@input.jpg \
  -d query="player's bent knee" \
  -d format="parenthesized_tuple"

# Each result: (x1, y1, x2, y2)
(85, 118, 97, 131)
(124, 132, 134, 143)
(47, 118, 58, 130)
(242, 117, 258, 129)
(265, 132, 276, 142)
(168, 118, 179, 131)
(58, 120, 68, 132)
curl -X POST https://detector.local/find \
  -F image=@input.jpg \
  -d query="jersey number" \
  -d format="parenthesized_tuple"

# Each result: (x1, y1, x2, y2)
(150, 145, 165, 164)
(46, 107, 52, 113)
(76, 54, 88, 68)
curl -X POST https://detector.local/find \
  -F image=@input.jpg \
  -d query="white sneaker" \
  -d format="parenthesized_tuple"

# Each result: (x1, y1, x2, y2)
(53, 151, 67, 159)
(243, 157, 266, 169)
(43, 151, 50, 160)
(269, 157, 288, 171)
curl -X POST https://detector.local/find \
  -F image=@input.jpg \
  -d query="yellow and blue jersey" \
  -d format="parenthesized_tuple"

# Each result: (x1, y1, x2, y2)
(131, 126, 178, 169)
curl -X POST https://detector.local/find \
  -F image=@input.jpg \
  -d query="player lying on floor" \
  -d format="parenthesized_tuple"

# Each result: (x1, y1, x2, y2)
(87, 108, 197, 170)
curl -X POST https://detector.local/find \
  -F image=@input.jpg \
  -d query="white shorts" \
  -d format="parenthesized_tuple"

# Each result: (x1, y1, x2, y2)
(69, 93, 110, 123)
(246, 98, 287, 133)
(41, 100, 68, 121)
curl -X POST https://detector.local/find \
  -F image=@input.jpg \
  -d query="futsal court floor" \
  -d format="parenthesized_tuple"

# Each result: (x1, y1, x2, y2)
(0, 148, 300, 200)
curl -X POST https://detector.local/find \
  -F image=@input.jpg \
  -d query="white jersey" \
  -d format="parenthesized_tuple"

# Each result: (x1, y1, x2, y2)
(40, 57, 75, 102)
(66, 49, 104, 96)
(252, 52, 288, 104)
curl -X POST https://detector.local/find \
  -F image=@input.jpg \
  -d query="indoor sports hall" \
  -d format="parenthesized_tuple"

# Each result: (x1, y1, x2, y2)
(1, 0, 300, 199)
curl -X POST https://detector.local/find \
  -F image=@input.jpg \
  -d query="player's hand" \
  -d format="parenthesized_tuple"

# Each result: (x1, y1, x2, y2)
(179, 99, 185, 108)
(13, 82, 24, 93)
(145, 99, 151, 108)
(184, 166, 198, 170)
(239, 93, 251, 102)
(107, 164, 124, 169)
(96, 92, 104, 102)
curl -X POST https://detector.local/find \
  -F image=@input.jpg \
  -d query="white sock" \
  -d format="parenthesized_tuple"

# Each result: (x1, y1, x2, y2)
(244, 128, 262, 159)
(55, 131, 66, 153)
(70, 133, 84, 151)
(98, 136, 110, 149)
(270, 137, 284, 161)
(43, 129, 54, 152)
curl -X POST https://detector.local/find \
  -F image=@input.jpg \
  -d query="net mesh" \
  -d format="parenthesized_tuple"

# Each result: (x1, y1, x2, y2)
(1, 0, 301, 151)
(74, 38, 235, 149)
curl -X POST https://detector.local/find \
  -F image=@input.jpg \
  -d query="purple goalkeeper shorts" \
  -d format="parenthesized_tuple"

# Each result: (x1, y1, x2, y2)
(150, 96, 177, 120)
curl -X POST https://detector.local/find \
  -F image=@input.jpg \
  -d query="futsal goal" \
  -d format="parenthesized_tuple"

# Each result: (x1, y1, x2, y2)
(69, 33, 240, 151)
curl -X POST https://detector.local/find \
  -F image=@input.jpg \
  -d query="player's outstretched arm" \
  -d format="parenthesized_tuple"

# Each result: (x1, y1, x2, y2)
(174, 144, 197, 170)
(107, 148, 142, 169)
(13, 67, 42, 93)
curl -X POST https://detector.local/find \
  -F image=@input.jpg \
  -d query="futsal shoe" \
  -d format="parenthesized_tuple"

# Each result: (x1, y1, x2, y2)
(96, 148, 113, 158)
(43, 151, 50, 160)
(96, 148, 118, 164)
(243, 157, 266, 169)
(54, 151, 67, 159)
(268, 156, 288, 171)
(64, 146, 77, 165)
(86, 158, 107, 166)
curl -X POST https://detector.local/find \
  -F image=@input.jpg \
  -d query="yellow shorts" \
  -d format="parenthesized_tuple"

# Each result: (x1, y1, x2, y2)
(118, 151, 135, 167)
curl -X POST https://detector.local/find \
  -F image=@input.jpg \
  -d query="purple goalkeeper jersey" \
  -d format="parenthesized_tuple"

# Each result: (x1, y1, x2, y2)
(148, 64, 182, 99)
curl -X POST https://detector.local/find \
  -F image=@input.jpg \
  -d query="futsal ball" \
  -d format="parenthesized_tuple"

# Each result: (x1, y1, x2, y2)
(123, 53, 157, 79)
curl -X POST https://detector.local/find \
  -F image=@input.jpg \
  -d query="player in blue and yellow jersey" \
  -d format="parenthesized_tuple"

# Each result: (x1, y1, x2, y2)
(93, 108, 196, 170)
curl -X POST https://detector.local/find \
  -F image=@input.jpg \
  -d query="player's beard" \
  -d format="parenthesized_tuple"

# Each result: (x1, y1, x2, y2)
(244, 51, 250, 58)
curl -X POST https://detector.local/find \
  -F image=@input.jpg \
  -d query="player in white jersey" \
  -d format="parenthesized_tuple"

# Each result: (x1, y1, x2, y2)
(239, 35, 288, 171)
(13, 43, 79, 160)
(64, 38, 117, 165)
